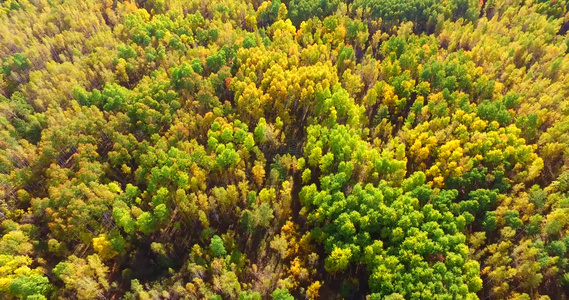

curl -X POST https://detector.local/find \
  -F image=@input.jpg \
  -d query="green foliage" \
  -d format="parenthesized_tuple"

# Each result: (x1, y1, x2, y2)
(271, 288, 294, 300)
(210, 235, 227, 257)
(136, 212, 156, 235)
(10, 273, 50, 299)
(286, 0, 341, 26)
(351, 0, 479, 33)
(1, 0, 568, 299)
(324, 247, 352, 273)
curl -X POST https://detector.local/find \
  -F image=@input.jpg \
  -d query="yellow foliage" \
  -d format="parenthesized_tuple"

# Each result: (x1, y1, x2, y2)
(252, 164, 265, 187)
(433, 176, 445, 187)
(306, 281, 322, 299)
(92, 234, 118, 261)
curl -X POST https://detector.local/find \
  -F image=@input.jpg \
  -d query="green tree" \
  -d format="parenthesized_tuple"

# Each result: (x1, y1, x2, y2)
(210, 235, 227, 257)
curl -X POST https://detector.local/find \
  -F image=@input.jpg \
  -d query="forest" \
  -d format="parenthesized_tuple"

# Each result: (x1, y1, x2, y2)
(1, 0, 569, 299)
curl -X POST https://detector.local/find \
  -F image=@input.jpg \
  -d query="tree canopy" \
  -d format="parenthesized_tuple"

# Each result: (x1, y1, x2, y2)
(1, 0, 569, 299)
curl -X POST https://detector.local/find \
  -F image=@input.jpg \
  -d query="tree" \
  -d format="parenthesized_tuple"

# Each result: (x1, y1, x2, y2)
(53, 255, 110, 300)
(92, 234, 118, 261)
(210, 235, 227, 257)
(271, 288, 294, 300)
(9, 273, 50, 300)
(136, 212, 156, 235)
(324, 247, 352, 273)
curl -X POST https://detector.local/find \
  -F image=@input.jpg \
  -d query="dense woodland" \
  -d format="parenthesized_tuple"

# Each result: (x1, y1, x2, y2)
(2, 0, 569, 299)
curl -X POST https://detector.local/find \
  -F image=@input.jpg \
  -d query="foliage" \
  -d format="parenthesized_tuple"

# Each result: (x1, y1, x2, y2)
(1, 0, 569, 299)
